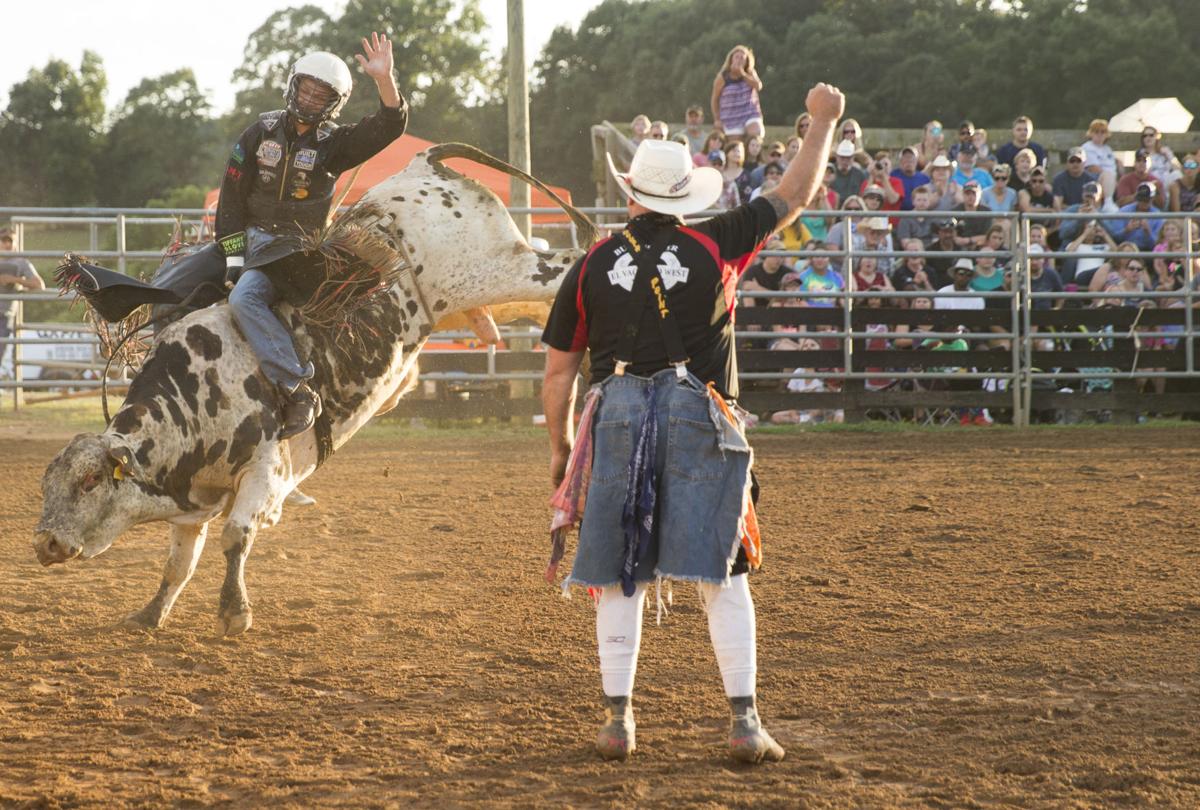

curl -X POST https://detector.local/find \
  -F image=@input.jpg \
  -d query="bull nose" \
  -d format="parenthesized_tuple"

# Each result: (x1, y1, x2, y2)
(33, 530, 79, 566)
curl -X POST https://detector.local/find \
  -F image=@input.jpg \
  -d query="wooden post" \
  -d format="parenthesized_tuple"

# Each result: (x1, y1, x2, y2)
(506, 0, 535, 408)
(506, 0, 531, 241)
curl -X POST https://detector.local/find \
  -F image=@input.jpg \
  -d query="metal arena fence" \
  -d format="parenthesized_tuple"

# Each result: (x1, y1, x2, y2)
(1, 206, 1197, 426)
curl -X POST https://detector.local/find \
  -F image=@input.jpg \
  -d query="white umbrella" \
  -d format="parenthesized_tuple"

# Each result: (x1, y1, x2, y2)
(1108, 97, 1193, 133)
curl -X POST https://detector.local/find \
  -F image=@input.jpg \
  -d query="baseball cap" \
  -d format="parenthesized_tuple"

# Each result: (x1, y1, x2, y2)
(963, 179, 981, 191)
(862, 216, 891, 231)
(952, 257, 975, 273)
(1027, 243, 1045, 255)
(1135, 181, 1154, 199)
(1067, 146, 1085, 161)
(900, 145, 918, 156)
(834, 140, 856, 158)
(958, 143, 977, 156)
(862, 184, 886, 199)
(1135, 148, 1150, 161)
(934, 217, 958, 229)
(707, 149, 725, 165)
(779, 271, 803, 289)
(1030, 165, 1046, 177)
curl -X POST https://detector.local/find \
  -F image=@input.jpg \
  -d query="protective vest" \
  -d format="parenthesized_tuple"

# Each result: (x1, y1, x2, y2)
(245, 111, 341, 235)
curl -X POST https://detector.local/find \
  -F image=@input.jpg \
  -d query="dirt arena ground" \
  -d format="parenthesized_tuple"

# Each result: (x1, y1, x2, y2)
(2, 420, 1199, 808)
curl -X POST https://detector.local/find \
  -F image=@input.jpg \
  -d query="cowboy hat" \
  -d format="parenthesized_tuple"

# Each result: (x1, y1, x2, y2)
(606, 140, 723, 216)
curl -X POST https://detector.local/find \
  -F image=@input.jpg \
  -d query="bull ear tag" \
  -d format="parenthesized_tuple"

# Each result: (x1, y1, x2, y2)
(110, 450, 131, 481)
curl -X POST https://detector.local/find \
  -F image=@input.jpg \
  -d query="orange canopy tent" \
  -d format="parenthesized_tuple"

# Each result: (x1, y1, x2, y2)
(204, 132, 572, 223)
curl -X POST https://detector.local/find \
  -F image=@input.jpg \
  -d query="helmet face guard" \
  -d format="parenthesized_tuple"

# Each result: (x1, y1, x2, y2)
(284, 52, 353, 125)
(286, 74, 344, 125)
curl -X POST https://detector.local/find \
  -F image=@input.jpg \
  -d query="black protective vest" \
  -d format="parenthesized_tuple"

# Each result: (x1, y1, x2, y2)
(245, 111, 341, 235)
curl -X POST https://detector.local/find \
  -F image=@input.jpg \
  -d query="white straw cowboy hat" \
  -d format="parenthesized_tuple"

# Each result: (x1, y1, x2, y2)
(606, 140, 723, 216)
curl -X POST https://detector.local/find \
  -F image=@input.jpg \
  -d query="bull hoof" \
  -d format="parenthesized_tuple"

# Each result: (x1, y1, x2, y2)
(122, 606, 164, 631)
(217, 609, 253, 637)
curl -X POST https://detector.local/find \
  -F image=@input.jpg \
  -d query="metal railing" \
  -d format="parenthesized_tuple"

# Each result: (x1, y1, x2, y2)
(1, 205, 1197, 425)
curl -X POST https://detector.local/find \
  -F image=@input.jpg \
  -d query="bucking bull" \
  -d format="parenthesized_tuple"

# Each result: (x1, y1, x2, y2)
(33, 144, 593, 635)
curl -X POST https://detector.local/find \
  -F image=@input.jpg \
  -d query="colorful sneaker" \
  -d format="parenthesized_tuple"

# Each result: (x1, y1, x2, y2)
(596, 695, 635, 761)
(729, 696, 785, 763)
(972, 413, 993, 426)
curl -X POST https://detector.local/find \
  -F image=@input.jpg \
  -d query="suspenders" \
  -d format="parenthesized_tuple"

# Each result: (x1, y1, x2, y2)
(611, 227, 691, 379)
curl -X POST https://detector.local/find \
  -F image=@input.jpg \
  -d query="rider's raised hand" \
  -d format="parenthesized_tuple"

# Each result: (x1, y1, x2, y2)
(355, 32, 394, 81)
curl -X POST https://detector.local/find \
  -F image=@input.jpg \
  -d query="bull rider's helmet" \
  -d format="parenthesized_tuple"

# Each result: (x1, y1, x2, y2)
(285, 52, 353, 125)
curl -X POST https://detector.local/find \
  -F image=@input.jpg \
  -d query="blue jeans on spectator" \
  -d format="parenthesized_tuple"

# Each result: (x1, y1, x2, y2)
(228, 269, 313, 392)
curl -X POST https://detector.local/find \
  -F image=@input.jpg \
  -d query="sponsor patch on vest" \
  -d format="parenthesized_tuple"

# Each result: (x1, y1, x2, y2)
(293, 188, 309, 199)
(294, 148, 318, 171)
(259, 170, 276, 184)
(231, 143, 245, 164)
(256, 141, 282, 168)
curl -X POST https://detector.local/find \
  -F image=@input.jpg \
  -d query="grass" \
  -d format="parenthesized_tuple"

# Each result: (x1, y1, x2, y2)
(4, 394, 1196, 440)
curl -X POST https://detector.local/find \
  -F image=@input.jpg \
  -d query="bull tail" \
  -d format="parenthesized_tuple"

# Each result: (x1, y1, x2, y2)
(424, 143, 599, 248)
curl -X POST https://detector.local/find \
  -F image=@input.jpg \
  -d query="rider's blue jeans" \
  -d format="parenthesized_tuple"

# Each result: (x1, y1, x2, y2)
(228, 269, 313, 392)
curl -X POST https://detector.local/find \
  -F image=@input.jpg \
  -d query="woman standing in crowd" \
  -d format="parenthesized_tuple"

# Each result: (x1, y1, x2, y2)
(1169, 152, 1199, 212)
(912, 120, 945, 170)
(1081, 119, 1120, 201)
(711, 45, 764, 140)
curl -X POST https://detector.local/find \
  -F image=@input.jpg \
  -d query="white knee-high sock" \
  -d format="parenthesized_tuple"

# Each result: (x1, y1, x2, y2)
(596, 583, 648, 697)
(700, 574, 757, 697)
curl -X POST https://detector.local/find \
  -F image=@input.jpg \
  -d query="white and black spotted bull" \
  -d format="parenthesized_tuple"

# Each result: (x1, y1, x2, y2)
(34, 144, 592, 635)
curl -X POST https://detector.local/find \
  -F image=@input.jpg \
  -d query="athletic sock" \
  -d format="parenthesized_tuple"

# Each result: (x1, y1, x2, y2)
(596, 582, 647, 697)
(700, 574, 757, 698)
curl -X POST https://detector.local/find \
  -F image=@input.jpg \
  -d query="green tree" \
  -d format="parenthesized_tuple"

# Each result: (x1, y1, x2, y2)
(0, 52, 107, 205)
(223, 0, 499, 147)
(98, 69, 220, 207)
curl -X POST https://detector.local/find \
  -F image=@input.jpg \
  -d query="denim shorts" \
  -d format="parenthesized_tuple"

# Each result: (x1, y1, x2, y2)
(568, 369, 753, 588)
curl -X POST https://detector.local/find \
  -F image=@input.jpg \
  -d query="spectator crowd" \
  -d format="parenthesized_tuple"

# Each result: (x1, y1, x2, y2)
(624, 44, 1200, 424)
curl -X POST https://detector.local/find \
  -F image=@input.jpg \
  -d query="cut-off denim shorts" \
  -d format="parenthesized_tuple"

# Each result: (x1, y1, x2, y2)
(567, 368, 754, 589)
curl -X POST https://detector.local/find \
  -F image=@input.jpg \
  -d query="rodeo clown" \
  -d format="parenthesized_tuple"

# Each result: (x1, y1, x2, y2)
(542, 83, 846, 762)
(216, 32, 407, 438)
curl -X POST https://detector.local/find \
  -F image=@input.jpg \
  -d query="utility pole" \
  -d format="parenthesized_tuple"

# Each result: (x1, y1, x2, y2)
(506, 0, 531, 240)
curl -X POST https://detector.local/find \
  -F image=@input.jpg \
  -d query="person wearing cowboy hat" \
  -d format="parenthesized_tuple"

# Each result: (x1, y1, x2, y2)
(541, 82, 845, 764)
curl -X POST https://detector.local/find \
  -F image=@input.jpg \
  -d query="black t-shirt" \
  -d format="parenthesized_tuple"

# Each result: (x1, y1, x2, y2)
(542, 196, 779, 398)
(741, 260, 787, 291)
